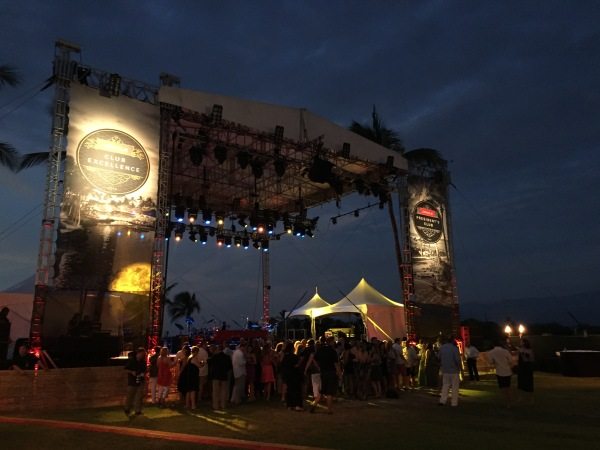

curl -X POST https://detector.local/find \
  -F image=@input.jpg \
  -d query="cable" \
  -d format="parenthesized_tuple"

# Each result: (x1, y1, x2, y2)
(0, 78, 51, 122)
(0, 203, 43, 242)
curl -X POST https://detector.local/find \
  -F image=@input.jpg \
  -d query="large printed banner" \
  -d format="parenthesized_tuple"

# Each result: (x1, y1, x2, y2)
(408, 174, 455, 337)
(45, 82, 159, 346)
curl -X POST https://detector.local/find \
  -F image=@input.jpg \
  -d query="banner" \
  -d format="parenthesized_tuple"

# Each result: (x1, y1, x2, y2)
(45, 82, 159, 347)
(407, 172, 455, 337)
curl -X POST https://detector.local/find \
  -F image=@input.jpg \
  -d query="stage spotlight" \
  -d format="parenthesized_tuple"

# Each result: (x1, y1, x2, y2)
(77, 66, 91, 85)
(234, 236, 242, 248)
(127, 230, 132, 237)
(189, 145, 205, 166)
(199, 231, 208, 245)
(257, 224, 265, 234)
(274, 158, 286, 178)
(341, 142, 351, 158)
(354, 210, 360, 217)
(251, 159, 264, 179)
(187, 207, 198, 223)
(267, 223, 274, 235)
(109, 73, 121, 96)
(274, 125, 284, 143)
(174, 224, 185, 242)
(216, 215, 225, 226)
(174, 205, 186, 222)
(308, 156, 334, 183)
(354, 178, 366, 195)
(224, 236, 232, 248)
(262, 240, 270, 252)
(293, 224, 305, 237)
(140, 233, 145, 240)
(202, 209, 212, 224)
(236, 150, 251, 169)
(284, 219, 292, 234)
(214, 145, 228, 164)
(116, 230, 122, 237)
(242, 237, 250, 249)
(370, 183, 381, 197)
(216, 234, 225, 247)
(211, 104, 223, 123)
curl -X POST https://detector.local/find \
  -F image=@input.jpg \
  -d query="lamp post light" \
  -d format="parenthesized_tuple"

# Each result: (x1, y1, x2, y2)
(518, 323, 526, 338)
(504, 324, 513, 336)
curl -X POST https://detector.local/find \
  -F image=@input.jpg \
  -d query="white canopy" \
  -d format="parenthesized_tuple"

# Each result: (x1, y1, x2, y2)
(311, 278, 406, 341)
(288, 288, 331, 318)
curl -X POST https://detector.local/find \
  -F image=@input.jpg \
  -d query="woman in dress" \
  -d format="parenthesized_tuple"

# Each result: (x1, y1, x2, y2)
(156, 347, 174, 407)
(281, 341, 304, 411)
(517, 338, 535, 403)
(261, 344, 276, 401)
(178, 346, 201, 409)
(245, 344, 257, 401)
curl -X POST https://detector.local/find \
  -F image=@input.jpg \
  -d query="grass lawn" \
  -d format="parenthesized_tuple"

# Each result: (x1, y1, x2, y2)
(2, 373, 599, 450)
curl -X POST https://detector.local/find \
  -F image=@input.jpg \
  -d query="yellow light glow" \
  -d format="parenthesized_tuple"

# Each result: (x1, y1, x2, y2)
(504, 325, 512, 335)
(110, 263, 151, 293)
(518, 324, 526, 335)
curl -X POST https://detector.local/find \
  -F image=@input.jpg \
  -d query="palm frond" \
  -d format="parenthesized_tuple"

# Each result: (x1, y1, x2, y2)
(17, 150, 66, 172)
(0, 143, 18, 171)
(349, 106, 405, 154)
(0, 65, 21, 88)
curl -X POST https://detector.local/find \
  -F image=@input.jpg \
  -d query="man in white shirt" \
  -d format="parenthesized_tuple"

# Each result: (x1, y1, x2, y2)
(487, 341, 515, 407)
(465, 343, 480, 381)
(230, 340, 247, 405)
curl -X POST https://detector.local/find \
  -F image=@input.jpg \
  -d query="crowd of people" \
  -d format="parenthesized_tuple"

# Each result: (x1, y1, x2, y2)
(123, 333, 535, 416)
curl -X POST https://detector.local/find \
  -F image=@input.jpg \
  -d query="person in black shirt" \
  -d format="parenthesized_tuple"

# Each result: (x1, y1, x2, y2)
(124, 347, 147, 416)
(208, 342, 233, 410)
(312, 336, 341, 414)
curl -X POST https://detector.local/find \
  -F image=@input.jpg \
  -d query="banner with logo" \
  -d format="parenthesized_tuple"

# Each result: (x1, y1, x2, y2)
(45, 82, 159, 345)
(407, 174, 455, 337)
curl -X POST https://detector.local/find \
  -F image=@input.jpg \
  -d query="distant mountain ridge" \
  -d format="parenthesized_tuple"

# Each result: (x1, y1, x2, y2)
(460, 291, 600, 326)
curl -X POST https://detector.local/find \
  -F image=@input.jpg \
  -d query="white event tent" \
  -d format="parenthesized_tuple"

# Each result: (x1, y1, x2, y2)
(288, 288, 331, 338)
(291, 278, 406, 341)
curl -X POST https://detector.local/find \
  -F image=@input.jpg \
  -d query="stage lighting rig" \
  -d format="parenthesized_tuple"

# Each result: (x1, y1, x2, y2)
(214, 145, 228, 165)
(174, 205, 186, 222)
(202, 209, 212, 225)
(187, 207, 198, 223)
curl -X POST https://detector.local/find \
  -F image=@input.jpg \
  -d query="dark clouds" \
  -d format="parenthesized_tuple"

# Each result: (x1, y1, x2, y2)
(1, 1, 599, 325)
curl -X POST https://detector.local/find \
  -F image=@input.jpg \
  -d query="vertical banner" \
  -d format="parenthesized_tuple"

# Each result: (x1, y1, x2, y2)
(44, 82, 159, 359)
(407, 171, 455, 338)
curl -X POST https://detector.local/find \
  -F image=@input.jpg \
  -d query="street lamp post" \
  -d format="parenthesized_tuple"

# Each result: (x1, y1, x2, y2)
(518, 323, 526, 338)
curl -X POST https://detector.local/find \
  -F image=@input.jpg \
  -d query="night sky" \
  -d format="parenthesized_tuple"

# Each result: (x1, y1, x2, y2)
(1, 1, 599, 330)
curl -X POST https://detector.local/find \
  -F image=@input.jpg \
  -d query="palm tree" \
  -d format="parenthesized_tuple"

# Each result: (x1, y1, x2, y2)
(349, 105, 405, 154)
(0, 65, 21, 171)
(166, 291, 200, 336)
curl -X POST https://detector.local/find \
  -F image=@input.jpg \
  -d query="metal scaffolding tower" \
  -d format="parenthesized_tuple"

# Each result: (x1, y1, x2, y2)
(30, 41, 80, 351)
(261, 250, 271, 327)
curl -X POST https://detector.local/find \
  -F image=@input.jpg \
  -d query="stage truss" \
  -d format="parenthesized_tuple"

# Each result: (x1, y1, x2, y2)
(33, 41, 407, 351)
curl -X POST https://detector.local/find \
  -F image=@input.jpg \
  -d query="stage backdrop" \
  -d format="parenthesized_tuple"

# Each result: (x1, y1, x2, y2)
(44, 82, 159, 353)
(407, 171, 456, 338)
